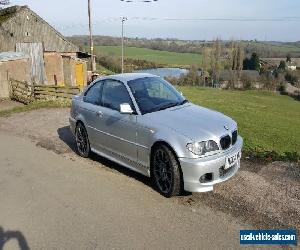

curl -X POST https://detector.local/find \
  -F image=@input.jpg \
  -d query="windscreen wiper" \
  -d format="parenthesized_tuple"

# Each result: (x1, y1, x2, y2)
(179, 99, 189, 105)
(157, 102, 179, 111)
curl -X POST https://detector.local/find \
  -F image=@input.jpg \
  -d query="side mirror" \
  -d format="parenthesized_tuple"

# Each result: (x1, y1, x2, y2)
(120, 103, 133, 114)
(180, 92, 183, 96)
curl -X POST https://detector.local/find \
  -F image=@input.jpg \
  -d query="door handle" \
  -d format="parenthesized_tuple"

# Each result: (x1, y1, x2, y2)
(96, 111, 103, 118)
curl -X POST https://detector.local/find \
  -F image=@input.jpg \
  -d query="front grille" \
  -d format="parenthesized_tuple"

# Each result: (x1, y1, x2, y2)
(220, 135, 231, 150)
(232, 130, 238, 145)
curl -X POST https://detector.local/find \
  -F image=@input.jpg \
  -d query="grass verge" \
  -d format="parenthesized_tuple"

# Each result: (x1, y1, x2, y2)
(178, 87, 300, 162)
(0, 100, 71, 118)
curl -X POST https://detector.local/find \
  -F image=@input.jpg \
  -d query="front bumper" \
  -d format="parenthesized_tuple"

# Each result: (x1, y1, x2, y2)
(179, 136, 243, 193)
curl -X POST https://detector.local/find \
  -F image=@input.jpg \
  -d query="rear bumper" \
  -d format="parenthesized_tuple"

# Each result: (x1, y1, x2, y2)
(69, 117, 76, 136)
(179, 136, 243, 193)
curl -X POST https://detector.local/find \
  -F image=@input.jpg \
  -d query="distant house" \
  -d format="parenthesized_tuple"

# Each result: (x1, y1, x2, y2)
(261, 58, 300, 71)
(0, 5, 89, 87)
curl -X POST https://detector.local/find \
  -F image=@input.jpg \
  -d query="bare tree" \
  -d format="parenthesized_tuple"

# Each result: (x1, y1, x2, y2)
(227, 40, 245, 88)
(231, 41, 244, 71)
(201, 46, 210, 86)
(210, 38, 222, 86)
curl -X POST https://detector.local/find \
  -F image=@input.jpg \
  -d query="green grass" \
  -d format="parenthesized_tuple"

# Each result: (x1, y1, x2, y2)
(178, 87, 300, 161)
(0, 100, 71, 118)
(92, 46, 202, 67)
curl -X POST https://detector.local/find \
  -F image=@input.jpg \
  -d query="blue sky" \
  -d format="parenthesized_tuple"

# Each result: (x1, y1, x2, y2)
(10, 0, 300, 41)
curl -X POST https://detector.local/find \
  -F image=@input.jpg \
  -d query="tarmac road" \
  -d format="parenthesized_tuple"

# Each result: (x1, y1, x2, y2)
(0, 131, 269, 250)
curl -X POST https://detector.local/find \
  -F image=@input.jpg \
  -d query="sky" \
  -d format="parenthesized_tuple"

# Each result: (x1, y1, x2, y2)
(8, 0, 300, 41)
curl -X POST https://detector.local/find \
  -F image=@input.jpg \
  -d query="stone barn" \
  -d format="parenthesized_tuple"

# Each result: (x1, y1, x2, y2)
(0, 52, 31, 98)
(0, 5, 89, 87)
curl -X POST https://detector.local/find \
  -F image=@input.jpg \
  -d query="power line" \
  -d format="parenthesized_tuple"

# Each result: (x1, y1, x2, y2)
(53, 16, 300, 31)
(127, 16, 300, 22)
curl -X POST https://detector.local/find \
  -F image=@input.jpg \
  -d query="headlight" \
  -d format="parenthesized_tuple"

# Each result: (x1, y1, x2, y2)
(186, 140, 219, 156)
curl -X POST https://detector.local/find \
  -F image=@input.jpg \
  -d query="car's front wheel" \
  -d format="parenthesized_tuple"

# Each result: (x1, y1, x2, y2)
(151, 144, 182, 197)
(75, 122, 91, 158)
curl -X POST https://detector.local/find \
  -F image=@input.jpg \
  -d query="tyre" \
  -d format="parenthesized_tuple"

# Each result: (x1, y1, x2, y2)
(75, 122, 91, 158)
(151, 144, 182, 197)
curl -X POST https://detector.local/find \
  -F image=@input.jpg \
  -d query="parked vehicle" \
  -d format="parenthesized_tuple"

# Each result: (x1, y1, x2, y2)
(70, 73, 243, 197)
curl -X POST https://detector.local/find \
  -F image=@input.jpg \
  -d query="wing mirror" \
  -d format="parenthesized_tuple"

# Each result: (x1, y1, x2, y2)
(120, 103, 133, 114)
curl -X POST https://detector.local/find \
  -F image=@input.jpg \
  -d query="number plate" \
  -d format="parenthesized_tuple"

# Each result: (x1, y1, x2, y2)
(225, 151, 241, 169)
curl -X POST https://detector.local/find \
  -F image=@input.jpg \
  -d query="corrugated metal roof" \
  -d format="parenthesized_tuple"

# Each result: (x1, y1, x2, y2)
(0, 51, 29, 62)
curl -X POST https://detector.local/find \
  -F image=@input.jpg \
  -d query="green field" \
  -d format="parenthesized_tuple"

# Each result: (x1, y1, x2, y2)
(178, 87, 300, 160)
(93, 46, 202, 67)
(265, 42, 300, 54)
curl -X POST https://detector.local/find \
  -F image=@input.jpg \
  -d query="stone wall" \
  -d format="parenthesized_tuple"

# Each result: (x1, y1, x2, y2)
(0, 58, 31, 98)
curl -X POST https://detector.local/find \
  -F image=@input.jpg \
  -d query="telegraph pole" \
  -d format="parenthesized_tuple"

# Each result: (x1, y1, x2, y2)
(119, 0, 158, 73)
(121, 17, 127, 73)
(88, 0, 96, 72)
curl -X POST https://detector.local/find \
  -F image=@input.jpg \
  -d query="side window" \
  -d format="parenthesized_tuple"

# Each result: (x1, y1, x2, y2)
(101, 80, 133, 112)
(84, 81, 102, 105)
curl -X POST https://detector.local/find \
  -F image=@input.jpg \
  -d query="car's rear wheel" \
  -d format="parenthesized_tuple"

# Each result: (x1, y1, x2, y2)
(151, 144, 182, 197)
(75, 122, 90, 158)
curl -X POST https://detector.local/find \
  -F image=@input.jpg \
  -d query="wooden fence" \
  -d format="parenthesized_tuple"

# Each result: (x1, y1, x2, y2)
(34, 85, 81, 101)
(10, 79, 81, 104)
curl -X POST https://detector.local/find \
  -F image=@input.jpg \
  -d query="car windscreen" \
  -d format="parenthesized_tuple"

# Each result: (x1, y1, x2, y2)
(127, 77, 186, 115)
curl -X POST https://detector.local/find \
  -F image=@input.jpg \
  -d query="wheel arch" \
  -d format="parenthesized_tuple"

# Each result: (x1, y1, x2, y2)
(74, 114, 88, 129)
(150, 140, 179, 162)
(150, 140, 183, 175)
(76, 119, 85, 127)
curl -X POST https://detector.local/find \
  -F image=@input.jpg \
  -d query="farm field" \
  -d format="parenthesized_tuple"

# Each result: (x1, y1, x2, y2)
(264, 42, 300, 54)
(239, 41, 300, 57)
(179, 87, 300, 160)
(92, 45, 202, 67)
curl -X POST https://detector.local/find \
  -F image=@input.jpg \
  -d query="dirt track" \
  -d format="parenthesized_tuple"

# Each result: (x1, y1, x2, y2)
(0, 108, 299, 236)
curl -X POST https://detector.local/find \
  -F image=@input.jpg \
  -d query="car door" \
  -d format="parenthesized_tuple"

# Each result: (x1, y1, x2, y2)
(79, 80, 105, 150)
(98, 79, 138, 163)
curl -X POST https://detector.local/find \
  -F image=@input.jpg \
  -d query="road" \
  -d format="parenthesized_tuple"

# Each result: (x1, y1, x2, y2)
(0, 131, 265, 250)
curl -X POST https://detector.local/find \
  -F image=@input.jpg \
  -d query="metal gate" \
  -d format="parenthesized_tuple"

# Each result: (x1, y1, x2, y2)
(16, 43, 46, 84)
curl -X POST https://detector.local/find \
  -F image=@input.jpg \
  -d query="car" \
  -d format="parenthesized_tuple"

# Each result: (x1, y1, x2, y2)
(69, 73, 243, 197)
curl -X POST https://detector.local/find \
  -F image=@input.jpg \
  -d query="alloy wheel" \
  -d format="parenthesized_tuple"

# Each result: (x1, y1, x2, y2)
(76, 124, 89, 156)
(153, 148, 173, 194)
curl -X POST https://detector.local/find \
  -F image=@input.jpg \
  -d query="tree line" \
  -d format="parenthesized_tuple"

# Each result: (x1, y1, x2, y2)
(69, 35, 300, 58)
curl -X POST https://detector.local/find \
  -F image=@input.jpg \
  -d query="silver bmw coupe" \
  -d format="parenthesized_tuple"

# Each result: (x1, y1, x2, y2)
(70, 73, 243, 197)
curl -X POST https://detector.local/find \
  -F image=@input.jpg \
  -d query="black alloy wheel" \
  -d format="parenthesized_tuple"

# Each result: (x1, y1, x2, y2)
(151, 144, 182, 197)
(75, 123, 91, 158)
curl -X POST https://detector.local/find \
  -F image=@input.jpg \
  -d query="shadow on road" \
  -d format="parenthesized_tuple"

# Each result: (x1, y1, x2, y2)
(57, 126, 153, 190)
(0, 226, 29, 250)
(57, 126, 77, 152)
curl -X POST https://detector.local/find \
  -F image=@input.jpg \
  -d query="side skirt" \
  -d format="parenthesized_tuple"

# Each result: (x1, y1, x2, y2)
(91, 147, 150, 177)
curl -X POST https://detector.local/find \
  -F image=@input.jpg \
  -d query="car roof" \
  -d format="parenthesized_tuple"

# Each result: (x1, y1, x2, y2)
(100, 73, 159, 82)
